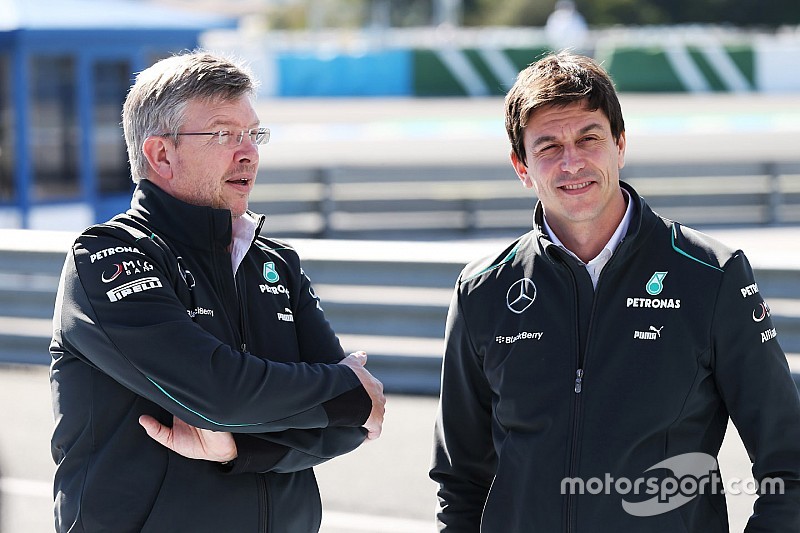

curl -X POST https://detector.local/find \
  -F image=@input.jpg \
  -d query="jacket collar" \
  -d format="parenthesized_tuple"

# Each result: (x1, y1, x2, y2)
(532, 181, 656, 264)
(126, 179, 265, 252)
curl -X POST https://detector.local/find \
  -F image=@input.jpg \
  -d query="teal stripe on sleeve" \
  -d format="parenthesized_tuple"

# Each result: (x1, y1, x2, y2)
(147, 377, 261, 428)
(463, 244, 520, 282)
(671, 226, 724, 272)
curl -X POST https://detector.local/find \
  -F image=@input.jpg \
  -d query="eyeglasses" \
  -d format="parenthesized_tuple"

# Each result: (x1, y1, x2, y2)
(169, 127, 270, 146)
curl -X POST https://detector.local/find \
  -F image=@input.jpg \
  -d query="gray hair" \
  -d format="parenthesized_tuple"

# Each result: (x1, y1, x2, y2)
(122, 51, 258, 183)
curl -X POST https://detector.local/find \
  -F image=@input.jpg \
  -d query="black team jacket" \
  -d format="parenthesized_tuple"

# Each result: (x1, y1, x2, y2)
(51, 179, 371, 532)
(431, 181, 800, 532)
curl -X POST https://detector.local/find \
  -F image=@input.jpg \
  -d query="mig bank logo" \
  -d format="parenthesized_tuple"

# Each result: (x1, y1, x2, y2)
(101, 260, 154, 284)
(506, 278, 537, 314)
(646, 272, 668, 296)
(263, 262, 280, 283)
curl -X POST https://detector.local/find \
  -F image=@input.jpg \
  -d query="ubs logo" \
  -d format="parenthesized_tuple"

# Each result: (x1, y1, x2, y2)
(506, 278, 537, 314)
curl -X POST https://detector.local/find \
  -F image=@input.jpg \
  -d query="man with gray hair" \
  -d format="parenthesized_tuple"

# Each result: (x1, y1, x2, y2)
(50, 51, 385, 533)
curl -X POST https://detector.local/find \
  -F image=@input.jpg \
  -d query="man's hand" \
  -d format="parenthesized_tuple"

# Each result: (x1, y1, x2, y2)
(138, 414, 237, 463)
(338, 351, 386, 440)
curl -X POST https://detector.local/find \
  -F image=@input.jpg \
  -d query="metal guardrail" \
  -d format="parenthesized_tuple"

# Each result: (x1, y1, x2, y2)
(250, 162, 800, 239)
(2, 164, 800, 394)
(1, 228, 799, 395)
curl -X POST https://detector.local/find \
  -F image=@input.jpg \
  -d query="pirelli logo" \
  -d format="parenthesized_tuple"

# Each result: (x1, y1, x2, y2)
(106, 277, 162, 302)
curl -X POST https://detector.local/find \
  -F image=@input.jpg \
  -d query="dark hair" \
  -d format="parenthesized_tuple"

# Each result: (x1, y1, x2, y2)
(504, 52, 624, 165)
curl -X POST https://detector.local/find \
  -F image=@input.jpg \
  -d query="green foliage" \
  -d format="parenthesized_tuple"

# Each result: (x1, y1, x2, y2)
(258, 0, 799, 29)
(462, 0, 800, 27)
(463, 0, 554, 26)
(391, 0, 433, 26)
(578, 0, 668, 26)
(648, 0, 800, 26)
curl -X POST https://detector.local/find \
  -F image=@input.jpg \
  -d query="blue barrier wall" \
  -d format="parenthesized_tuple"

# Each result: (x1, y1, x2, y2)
(278, 50, 412, 97)
(264, 38, 800, 97)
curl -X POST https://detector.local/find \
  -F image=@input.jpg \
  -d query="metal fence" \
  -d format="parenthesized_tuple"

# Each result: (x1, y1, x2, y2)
(250, 161, 800, 240)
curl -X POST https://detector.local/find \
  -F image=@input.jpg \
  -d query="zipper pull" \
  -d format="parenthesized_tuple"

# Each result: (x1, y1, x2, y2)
(574, 369, 583, 393)
(241, 343, 247, 353)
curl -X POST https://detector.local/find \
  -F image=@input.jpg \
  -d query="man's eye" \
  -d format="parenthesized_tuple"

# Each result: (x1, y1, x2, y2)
(216, 131, 233, 143)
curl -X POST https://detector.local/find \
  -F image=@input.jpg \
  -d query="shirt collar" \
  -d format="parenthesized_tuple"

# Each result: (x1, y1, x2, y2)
(230, 212, 259, 275)
(544, 187, 633, 266)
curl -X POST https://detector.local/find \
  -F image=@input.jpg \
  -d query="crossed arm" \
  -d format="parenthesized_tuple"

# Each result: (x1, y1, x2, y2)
(139, 351, 386, 464)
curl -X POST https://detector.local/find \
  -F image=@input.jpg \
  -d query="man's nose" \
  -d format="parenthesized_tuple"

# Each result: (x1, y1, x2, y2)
(560, 145, 585, 174)
(235, 139, 259, 164)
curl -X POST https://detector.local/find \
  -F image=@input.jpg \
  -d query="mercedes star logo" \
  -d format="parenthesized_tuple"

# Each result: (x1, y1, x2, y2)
(506, 278, 537, 314)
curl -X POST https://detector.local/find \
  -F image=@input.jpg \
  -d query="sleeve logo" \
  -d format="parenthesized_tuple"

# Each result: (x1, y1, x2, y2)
(90, 246, 143, 263)
(752, 301, 771, 322)
(106, 277, 163, 302)
(101, 260, 154, 283)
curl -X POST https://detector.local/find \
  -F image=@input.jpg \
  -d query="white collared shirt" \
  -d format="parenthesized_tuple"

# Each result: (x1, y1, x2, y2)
(230, 212, 258, 277)
(544, 189, 632, 289)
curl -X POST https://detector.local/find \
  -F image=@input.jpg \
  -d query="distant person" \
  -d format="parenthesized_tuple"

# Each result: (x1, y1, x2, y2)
(545, 0, 589, 51)
(50, 51, 385, 533)
(430, 52, 800, 531)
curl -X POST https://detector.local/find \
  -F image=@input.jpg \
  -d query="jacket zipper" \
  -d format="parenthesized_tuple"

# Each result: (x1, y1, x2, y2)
(567, 304, 599, 533)
(236, 267, 249, 353)
(236, 216, 264, 354)
(258, 474, 269, 532)
(564, 247, 622, 532)
(565, 264, 583, 533)
(574, 369, 583, 393)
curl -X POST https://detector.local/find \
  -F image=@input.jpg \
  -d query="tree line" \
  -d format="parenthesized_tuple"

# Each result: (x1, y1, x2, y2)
(465, 0, 800, 28)
(261, 0, 800, 30)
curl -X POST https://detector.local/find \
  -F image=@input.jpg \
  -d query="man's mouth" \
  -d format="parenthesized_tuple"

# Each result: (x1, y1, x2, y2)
(225, 178, 254, 187)
(560, 181, 593, 191)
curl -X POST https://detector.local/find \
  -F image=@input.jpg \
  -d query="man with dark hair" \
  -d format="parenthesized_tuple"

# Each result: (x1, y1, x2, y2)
(430, 52, 800, 531)
(50, 51, 385, 533)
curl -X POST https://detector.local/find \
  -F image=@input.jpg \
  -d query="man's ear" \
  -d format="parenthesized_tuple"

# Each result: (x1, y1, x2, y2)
(142, 136, 174, 180)
(617, 131, 626, 170)
(511, 150, 533, 189)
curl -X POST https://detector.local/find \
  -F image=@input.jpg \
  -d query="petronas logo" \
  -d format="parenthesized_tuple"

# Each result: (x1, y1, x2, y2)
(263, 262, 279, 283)
(646, 272, 668, 296)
